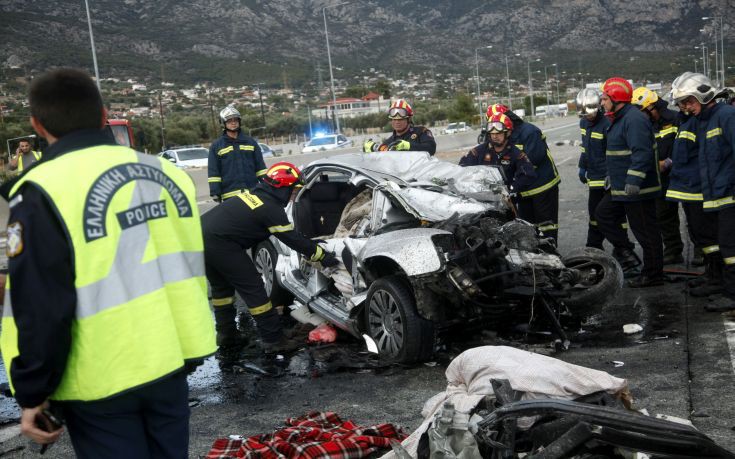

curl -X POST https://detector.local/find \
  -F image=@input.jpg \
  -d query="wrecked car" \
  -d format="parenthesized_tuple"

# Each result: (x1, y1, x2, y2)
(253, 152, 623, 363)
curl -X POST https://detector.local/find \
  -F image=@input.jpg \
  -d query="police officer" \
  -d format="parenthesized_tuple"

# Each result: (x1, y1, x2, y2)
(459, 112, 536, 192)
(596, 77, 664, 288)
(203, 162, 340, 352)
(8, 138, 42, 172)
(0, 68, 216, 457)
(632, 87, 684, 265)
(576, 88, 637, 268)
(664, 82, 722, 297)
(671, 72, 735, 312)
(208, 105, 268, 201)
(487, 104, 561, 241)
(363, 99, 436, 155)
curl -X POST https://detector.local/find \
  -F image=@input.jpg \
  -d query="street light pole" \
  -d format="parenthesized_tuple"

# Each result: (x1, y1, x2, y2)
(553, 63, 560, 105)
(544, 65, 550, 108)
(527, 58, 540, 117)
(474, 46, 492, 123)
(704, 16, 726, 86)
(323, 3, 350, 134)
(505, 55, 512, 110)
(83, 0, 101, 90)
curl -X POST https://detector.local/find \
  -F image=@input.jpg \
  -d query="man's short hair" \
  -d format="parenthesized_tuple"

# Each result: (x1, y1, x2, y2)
(29, 68, 103, 138)
(18, 139, 31, 145)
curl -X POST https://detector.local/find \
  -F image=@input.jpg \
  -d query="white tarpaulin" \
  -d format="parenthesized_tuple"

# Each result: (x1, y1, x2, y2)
(381, 346, 629, 459)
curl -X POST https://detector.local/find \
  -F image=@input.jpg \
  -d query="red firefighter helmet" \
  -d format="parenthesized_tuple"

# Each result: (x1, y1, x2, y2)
(487, 113, 513, 133)
(263, 162, 304, 188)
(602, 77, 633, 103)
(486, 103, 509, 120)
(387, 99, 414, 119)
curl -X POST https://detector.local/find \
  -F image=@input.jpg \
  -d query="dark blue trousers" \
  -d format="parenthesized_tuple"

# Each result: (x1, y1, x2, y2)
(59, 371, 190, 459)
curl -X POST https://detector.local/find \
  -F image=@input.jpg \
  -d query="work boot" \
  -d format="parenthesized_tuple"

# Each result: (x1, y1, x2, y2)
(663, 253, 684, 265)
(704, 296, 735, 312)
(627, 274, 665, 288)
(214, 305, 244, 348)
(689, 254, 723, 297)
(613, 247, 641, 277)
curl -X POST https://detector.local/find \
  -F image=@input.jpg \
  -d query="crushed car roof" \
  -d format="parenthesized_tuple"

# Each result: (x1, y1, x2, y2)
(305, 152, 508, 201)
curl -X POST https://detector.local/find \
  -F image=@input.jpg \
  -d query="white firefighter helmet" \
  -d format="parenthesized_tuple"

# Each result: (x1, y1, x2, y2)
(670, 72, 718, 105)
(575, 88, 602, 117)
(219, 105, 241, 124)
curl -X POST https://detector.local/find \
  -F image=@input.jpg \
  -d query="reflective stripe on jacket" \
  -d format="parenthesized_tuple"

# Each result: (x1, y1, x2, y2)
(2, 146, 216, 401)
(578, 113, 609, 186)
(605, 104, 660, 201)
(509, 121, 560, 197)
(666, 115, 702, 202)
(696, 102, 735, 211)
(207, 131, 267, 197)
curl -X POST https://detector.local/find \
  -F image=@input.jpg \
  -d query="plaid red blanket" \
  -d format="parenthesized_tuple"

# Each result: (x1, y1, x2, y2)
(206, 411, 407, 459)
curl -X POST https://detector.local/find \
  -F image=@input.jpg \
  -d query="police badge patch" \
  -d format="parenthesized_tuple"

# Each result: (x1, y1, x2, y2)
(411, 134, 417, 140)
(7, 222, 23, 257)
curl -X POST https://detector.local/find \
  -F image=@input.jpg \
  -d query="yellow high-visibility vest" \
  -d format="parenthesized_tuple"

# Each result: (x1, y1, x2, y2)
(2, 145, 216, 401)
(17, 150, 42, 172)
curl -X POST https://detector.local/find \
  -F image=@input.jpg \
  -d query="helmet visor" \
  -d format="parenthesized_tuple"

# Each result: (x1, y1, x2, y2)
(388, 107, 409, 119)
(488, 121, 508, 133)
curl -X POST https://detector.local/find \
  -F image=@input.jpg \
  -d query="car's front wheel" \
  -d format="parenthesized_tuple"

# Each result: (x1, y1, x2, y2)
(254, 241, 293, 306)
(562, 247, 623, 316)
(364, 276, 434, 363)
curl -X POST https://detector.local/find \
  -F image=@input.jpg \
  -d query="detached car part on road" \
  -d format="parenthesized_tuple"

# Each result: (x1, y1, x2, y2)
(255, 152, 623, 363)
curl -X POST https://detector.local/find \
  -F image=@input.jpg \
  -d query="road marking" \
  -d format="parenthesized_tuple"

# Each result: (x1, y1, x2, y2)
(556, 156, 574, 166)
(543, 122, 578, 133)
(724, 317, 735, 374)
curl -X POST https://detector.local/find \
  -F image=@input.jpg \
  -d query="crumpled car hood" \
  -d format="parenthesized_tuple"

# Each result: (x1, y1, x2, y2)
(306, 152, 509, 220)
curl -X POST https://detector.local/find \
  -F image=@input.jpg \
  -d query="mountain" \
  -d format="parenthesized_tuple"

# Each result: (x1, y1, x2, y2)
(1, 0, 730, 85)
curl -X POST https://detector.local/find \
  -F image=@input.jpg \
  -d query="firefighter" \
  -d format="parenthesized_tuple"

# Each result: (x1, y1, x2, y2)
(8, 138, 42, 172)
(632, 87, 685, 265)
(664, 86, 722, 297)
(595, 77, 664, 288)
(459, 112, 537, 192)
(576, 88, 638, 269)
(0, 68, 215, 457)
(208, 105, 267, 202)
(363, 99, 436, 155)
(202, 162, 340, 352)
(486, 103, 561, 241)
(671, 72, 735, 312)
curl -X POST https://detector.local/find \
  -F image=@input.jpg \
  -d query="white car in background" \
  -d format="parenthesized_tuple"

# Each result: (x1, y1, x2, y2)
(442, 122, 470, 135)
(160, 146, 209, 169)
(302, 134, 353, 153)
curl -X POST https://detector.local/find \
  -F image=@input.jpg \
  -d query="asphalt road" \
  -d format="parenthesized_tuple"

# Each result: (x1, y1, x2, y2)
(1, 116, 734, 457)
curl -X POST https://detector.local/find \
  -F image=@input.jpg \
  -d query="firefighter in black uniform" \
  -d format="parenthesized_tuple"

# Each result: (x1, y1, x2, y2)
(596, 77, 663, 288)
(459, 112, 536, 193)
(202, 162, 339, 352)
(486, 104, 561, 242)
(632, 87, 684, 265)
(207, 105, 268, 201)
(363, 99, 436, 155)
(671, 72, 735, 312)
(576, 88, 637, 269)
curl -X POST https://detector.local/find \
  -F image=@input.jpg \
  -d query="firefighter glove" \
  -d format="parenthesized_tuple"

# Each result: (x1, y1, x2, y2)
(392, 140, 411, 151)
(624, 184, 640, 196)
(320, 251, 340, 268)
(578, 168, 587, 184)
(363, 139, 378, 153)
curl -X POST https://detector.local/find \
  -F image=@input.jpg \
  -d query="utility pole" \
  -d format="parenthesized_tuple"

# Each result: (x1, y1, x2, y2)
(158, 90, 166, 150)
(83, 0, 101, 90)
(257, 85, 267, 130)
(206, 85, 217, 137)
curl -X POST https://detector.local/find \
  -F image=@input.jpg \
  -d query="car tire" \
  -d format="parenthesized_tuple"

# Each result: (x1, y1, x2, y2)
(562, 247, 623, 315)
(254, 241, 293, 306)
(364, 275, 434, 363)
